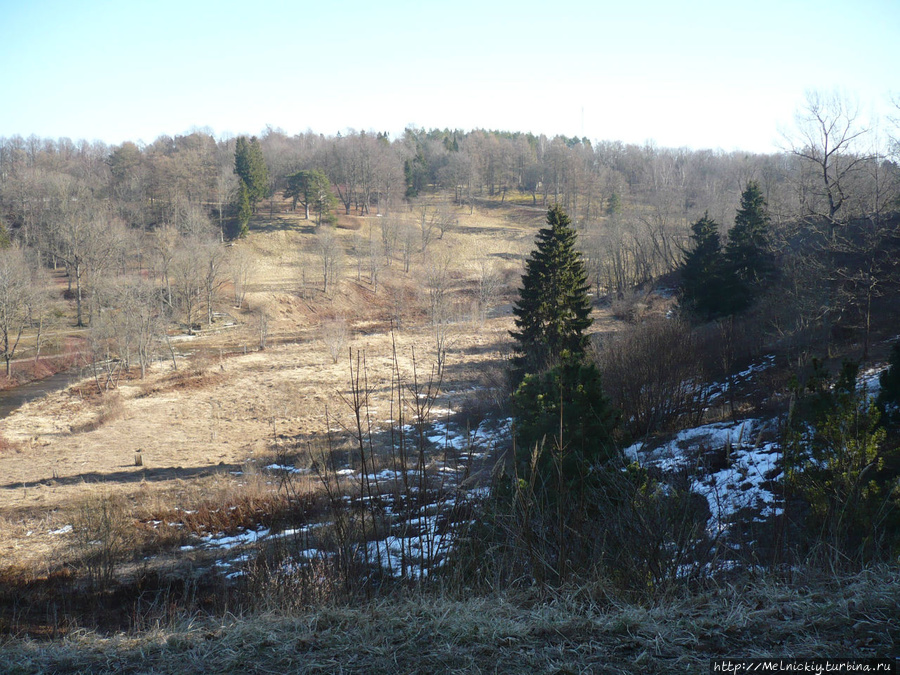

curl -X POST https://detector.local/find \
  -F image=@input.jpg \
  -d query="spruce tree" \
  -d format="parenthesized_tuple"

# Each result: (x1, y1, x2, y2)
(283, 169, 335, 224)
(510, 204, 593, 377)
(680, 212, 730, 320)
(234, 136, 270, 212)
(725, 181, 774, 309)
(512, 361, 619, 487)
(235, 183, 252, 238)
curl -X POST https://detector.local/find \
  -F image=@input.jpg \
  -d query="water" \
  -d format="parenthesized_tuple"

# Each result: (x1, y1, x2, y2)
(0, 369, 82, 419)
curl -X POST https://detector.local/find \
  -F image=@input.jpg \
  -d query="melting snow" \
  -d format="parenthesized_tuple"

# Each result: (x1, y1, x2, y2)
(265, 464, 309, 474)
(627, 418, 783, 533)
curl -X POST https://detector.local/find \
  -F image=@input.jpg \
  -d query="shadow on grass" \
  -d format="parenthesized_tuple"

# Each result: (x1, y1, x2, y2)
(0, 463, 245, 491)
(248, 213, 318, 235)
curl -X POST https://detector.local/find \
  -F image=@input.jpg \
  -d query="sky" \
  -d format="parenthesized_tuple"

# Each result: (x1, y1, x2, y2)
(0, 0, 897, 153)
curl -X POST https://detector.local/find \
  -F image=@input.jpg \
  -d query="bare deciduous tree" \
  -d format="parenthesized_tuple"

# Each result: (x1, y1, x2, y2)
(784, 90, 871, 234)
(322, 316, 348, 364)
(0, 246, 45, 376)
(228, 245, 255, 308)
(476, 258, 502, 324)
(315, 226, 343, 295)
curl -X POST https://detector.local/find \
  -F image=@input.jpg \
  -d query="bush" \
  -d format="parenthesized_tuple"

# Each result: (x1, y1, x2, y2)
(596, 318, 711, 438)
(451, 462, 711, 593)
(784, 360, 900, 561)
(877, 340, 900, 431)
(70, 493, 134, 589)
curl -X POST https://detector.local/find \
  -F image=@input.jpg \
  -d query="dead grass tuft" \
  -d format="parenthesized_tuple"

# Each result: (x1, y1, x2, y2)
(134, 470, 329, 552)
(0, 432, 22, 454)
(137, 361, 226, 398)
(70, 392, 125, 433)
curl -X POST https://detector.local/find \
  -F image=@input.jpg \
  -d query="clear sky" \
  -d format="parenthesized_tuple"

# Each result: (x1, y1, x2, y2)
(1, 0, 897, 153)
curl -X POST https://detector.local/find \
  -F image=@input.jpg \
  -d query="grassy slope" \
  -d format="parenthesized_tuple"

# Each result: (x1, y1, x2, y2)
(2, 567, 898, 673)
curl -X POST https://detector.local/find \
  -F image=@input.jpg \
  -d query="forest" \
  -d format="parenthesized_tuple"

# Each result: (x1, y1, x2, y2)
(0, 90, 899, 672)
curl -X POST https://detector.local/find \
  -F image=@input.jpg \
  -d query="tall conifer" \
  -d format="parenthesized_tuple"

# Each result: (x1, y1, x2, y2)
(726, 181, 774, 309)
(511, 204, 592, 378)
(680, 212, 729, 320)
(234, 136, 270, 212)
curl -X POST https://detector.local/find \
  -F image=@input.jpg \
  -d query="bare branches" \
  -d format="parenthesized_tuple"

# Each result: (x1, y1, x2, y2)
(784, 90, 873, 228)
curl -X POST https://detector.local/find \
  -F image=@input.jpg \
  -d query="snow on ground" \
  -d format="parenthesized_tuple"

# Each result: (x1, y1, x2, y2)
(364, 513, 452, 579)
(169, 412, 506, 580)
(264, 463, 310, 474)
(704, 355, 776, 402)
(859, 365, 887, 399)
(426, 417, 512, 453)
(625, 418, 783, 533)
(698, 442, 782, 529)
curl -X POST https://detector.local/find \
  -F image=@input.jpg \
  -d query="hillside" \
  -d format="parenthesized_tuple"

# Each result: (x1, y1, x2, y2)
(0, 193, 898, 672)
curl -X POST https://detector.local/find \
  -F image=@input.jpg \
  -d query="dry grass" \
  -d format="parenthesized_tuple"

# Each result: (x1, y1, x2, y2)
(1, 567, 897, 674)
(70, 392, 125, 433)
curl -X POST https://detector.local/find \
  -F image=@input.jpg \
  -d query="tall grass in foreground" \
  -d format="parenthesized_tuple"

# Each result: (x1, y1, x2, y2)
(241, 340, 488, 608)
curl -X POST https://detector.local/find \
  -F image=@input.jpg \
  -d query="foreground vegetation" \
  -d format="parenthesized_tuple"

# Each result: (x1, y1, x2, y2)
(3, 567, 898, 674)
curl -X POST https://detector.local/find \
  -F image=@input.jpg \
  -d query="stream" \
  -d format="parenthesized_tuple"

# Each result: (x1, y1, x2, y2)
(0, 368, 82, 419)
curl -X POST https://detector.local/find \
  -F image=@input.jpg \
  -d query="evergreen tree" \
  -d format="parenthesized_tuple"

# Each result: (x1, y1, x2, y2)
(725, 181, 774, 309)
(510, 204, 593, 377)
(283, 169, 335, 224)
(606, 192, 622, 216)
(877, 341, 900, 431)
(784, 360, 900, 558)
(234, 182, 252, 238)
(679, 212, 730, 320)
(233, 136, 269, 212)
(512, 361, 619, 489)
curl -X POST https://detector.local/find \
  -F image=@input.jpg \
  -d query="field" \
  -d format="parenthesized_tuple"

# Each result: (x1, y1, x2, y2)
(1, 200, 898, 673)
(0, 203, 548, 561)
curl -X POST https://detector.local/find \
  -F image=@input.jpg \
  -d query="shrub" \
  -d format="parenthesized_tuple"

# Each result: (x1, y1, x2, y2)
(596, 318, 711, 437)
(877, 340, 900, 431)
(784, 360, 900, 561)
(70, 493, 134, 589)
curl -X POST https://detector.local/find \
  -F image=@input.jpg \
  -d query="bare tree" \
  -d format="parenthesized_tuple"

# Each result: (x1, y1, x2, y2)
(423, 248, 454, 370)
(314, 226, 343, 295)
(169, 238, 205, 333)
(784, 90, 871, 235)
(476, 258, 502, 324)
(414, 201, 455, 253)
(97, 276, 165, 378)
(321, 316, 348, 364)
(380, 215, 400, 266)
(253, 304, 269, 350)
(366, 224, 384, 292)
(214, 169, 238, 240)
(0, 246, 45, 376)
(228, 244, 255, 308)
(151, 224, 180, 308)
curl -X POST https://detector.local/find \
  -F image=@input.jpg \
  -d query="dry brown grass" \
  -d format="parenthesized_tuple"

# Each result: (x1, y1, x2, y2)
(1, 567, 897, 674)
(70, 392, 125, 433)
(0, 432, 22, 455)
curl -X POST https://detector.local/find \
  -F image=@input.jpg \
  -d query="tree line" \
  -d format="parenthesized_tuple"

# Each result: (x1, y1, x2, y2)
(0, 91, 897, 381)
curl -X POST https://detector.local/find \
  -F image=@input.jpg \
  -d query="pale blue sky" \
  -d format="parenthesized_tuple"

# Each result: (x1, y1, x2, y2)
(1, 0, 897, 152)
